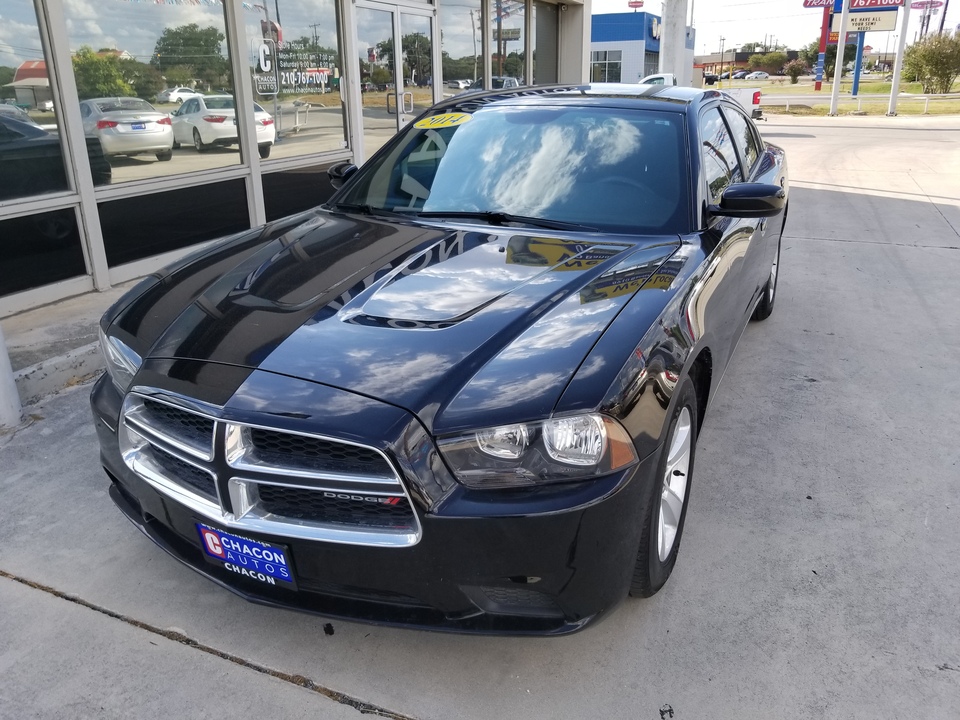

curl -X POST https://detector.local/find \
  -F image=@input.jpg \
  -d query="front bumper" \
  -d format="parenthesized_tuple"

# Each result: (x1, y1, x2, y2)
(92, 374, 657, 635)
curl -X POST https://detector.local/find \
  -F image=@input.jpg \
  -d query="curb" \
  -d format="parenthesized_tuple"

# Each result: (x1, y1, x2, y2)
(14, 342, 103, 407)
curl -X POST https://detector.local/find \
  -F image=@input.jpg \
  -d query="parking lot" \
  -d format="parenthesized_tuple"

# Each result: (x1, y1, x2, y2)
(1, 113, 958, 719)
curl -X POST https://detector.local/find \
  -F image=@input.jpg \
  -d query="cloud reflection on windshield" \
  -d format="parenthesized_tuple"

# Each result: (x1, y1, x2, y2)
(480, 119, 642, 216)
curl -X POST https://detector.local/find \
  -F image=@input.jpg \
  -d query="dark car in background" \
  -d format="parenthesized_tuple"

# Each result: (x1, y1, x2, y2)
(0, 114, 110, 200)
(92, 84, 787, 634)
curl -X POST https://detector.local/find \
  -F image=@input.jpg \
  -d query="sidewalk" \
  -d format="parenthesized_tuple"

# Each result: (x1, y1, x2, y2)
(1, 279, 138, 407)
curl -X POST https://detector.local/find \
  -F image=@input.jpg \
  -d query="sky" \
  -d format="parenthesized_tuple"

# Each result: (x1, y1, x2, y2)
(2, 0, 959, 71)
(593, 0, 960, 57)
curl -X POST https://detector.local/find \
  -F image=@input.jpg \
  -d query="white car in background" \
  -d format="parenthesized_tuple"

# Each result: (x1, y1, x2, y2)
(79, 97, 174, 161)
(745, 71, 770, 80)
(171, 94, 275, 158)
(157, 87, 201, 104)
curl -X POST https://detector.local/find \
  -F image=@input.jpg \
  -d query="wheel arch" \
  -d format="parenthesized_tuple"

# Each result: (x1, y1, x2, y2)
(686, 347, 713, 436)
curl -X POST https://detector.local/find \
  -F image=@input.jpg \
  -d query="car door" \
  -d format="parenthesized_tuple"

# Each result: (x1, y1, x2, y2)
(721, 103, 785, 311)
(697, 105, 759, 355)
(719, 102, 772, 313)
(79, 102, 95, 136)
(172, 98, 196, 143)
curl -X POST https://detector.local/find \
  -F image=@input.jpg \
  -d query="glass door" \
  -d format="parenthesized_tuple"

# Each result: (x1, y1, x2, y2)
(356, 3, 436, 160)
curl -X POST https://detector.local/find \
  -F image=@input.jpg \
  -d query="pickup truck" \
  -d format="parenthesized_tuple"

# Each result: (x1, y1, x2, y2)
(637, 74, 763, 120)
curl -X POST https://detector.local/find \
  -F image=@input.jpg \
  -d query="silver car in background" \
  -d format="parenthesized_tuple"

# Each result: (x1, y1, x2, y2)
(79, 97, 174, 161)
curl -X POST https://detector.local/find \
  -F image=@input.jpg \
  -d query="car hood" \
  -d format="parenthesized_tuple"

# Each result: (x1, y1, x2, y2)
(116, 210, 679, 433)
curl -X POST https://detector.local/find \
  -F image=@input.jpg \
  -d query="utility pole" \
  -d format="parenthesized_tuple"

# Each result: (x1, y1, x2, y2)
(938, 0, 951, 33)
(470, 9, 479, 81)
(718, 36, 725, 88)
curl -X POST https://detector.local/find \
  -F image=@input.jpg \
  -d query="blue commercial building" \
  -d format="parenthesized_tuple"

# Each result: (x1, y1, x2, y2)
(590, 12, 663, 83)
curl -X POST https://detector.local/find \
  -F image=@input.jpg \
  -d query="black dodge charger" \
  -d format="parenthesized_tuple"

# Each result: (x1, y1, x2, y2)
(91, 83, 788, 634)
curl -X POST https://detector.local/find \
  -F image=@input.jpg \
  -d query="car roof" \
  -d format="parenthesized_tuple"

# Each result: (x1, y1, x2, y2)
(436, 82, 715, 113)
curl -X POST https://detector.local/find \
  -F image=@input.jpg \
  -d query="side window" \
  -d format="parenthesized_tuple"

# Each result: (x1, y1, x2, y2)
(699, 107, 742, 204)
(80, 104, 90, 118)
(722, 106, 761, 176)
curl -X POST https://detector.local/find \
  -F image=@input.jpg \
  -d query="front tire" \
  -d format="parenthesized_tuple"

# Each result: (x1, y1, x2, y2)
(752, 237, 780, 321)
(629, 376, 698, 598)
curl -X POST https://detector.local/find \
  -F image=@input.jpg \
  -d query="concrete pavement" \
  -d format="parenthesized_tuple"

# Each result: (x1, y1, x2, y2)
(1, 113, 959, 719)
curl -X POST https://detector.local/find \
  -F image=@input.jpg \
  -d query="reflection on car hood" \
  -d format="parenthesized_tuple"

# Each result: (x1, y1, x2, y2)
(117, 210, 680, 431)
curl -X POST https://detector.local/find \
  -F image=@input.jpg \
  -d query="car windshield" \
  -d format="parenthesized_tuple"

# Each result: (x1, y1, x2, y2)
(337, 105, 689, 234)
(96, 99, 156, 113)
(204, 97, 234, 110)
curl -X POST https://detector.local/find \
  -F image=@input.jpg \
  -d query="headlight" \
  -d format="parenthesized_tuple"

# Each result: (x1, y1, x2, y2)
(438, 413, 638, 489)
(98, 326, 142, 394)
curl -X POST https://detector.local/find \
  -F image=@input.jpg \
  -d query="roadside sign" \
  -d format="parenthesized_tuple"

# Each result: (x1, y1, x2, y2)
(832, 10, 899, 29)
(828, 31, 859, 42)
(803, 0, 833, 7)
(627, 0, 645, 7)
(910, 0, 943, 7)
(493, 28, 522, 41)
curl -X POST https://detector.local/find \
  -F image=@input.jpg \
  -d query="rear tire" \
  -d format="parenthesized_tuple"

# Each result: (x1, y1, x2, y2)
(258, 143, 271, 159)
(629, 376, 698, 598)
(193, 129, 208, 153)
(156, 150, 172, 162)
(752, 237, 780, 321)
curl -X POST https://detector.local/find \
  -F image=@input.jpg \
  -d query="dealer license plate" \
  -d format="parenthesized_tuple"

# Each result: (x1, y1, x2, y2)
(131, 123, 146, 130)
(196, 523, 297, 590)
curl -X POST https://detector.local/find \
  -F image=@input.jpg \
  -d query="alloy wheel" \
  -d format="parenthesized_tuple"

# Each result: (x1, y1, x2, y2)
(658, 407, 692, 562)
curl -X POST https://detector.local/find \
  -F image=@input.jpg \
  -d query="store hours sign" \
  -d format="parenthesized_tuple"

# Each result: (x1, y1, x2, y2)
(253, 39, 337, 96)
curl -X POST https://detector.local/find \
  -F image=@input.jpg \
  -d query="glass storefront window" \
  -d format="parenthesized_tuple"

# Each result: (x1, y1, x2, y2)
(1, 0, 74, 201)
(439, 0, 481, 90)
(245, 0, 348, 161)
(0, 208, 87, 296)
(533, 1, 558, 85)
(488, 0, 526, 86)
(63, 0, 240, 183)
(99, 179, 248, 267)
(590, 50, 622, 83)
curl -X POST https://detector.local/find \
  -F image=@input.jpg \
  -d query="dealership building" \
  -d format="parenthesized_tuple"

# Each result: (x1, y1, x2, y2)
(0, 0, 591, 316)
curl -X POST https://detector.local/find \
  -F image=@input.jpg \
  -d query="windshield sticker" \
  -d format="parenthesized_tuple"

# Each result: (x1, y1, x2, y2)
(414, 113, 472, 129)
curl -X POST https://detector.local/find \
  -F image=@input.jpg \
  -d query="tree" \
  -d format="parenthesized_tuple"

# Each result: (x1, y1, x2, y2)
(798, 38, 858, 79)
(761, 51, 788, 74)
(376, 33, 433, 82)
(903, 32, 960, 94)
(119, 60, 164, 99)
(739, 42, 763, 53)
(151, 24, 228, 88)
(784, 58, 805, 84)
(163, 65, 193, 87)
(72, 46, 129, 99)
(0, 66, 14, 90)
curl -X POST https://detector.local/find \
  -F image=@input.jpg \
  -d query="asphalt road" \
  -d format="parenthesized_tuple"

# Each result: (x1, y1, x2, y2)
(1, 114, 958, 719)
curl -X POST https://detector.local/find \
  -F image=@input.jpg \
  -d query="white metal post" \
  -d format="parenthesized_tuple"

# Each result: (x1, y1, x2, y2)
(887, 4, 912, 116)
(0, 325, 22, 429)
(829, 0, 851, 115)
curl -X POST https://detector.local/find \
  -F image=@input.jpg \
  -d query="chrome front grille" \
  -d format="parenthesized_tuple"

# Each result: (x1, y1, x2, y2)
(119, 391, 421, 547)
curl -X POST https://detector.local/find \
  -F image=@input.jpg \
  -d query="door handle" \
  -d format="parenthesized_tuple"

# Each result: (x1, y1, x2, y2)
(403, 92, 414, 114)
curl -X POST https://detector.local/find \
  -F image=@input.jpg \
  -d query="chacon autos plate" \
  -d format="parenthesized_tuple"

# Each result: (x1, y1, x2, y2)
(196, 523, 297, 590)
(131, 123, 146, 130)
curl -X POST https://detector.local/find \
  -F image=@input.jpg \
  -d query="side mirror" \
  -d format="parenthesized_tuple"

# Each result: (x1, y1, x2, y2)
(327, 161, 358, 189)
(709, 182, 785, 218)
